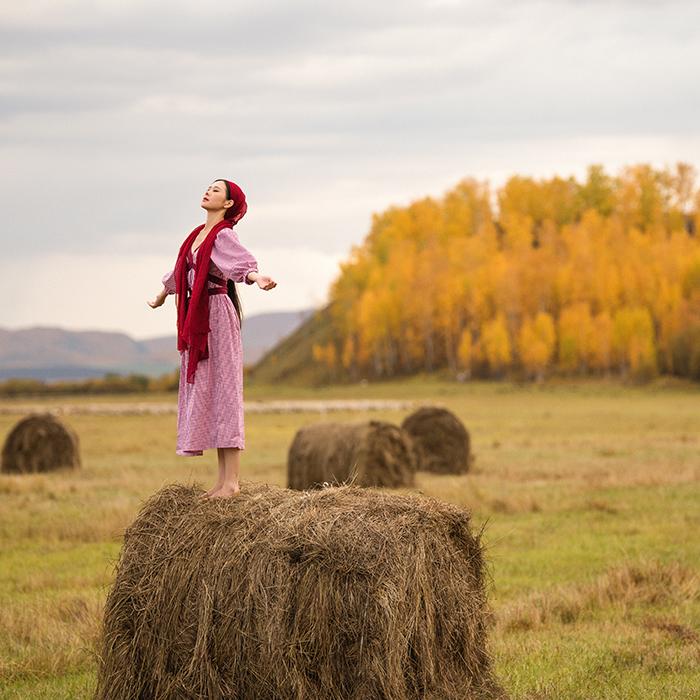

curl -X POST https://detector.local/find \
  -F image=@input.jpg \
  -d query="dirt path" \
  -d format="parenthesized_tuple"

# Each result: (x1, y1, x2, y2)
(0, 399, 417, 416)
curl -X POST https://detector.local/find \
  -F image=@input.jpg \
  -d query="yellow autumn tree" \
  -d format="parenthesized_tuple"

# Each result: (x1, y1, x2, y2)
(518, 311, 556, 380)
(557, 302, 596, 373)
(480, 313, 512, 376)
(612, 306, 657, 379)
(311, 342, 337, 371)
(457, 328, 473, 378)
(318, 161, 699, 382)
(589, 311, 614, 374)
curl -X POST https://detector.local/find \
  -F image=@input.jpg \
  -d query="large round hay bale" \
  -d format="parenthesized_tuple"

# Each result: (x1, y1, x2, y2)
(287, 419, 416, 490)
(1, 412, 80, 474)
(401, 406, 472, 474)
(95, 482, 506, 700)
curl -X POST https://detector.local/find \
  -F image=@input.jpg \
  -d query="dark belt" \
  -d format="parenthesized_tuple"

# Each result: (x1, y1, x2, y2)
(187, 266, 227, 294)
(207, 272, 227, 295)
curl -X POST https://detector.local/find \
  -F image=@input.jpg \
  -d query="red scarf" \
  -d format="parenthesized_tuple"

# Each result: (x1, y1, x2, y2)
(174, 179, 248, 383)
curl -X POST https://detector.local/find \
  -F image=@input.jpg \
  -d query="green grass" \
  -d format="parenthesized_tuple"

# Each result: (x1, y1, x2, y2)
(0, 377, 698, 698)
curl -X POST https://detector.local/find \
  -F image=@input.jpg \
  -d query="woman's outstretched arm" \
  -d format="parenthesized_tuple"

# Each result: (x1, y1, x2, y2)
(212, 229, 276, 290)
(242, 270, 275, 288)
(147, 270, 175, 308)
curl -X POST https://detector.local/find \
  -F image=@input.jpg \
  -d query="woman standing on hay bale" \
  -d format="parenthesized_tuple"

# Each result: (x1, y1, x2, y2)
(148, 179, 276, 499)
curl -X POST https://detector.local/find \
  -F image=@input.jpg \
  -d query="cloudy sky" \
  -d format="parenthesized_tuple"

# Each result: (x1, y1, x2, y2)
(1, 0, 697, 340)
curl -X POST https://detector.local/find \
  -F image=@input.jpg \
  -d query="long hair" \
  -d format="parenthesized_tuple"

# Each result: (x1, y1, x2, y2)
(226, 279, 243, 329)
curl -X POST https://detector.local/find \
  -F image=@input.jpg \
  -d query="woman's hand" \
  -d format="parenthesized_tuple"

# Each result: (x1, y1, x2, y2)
(147, 290, 167, 308)
(255, 275, 277, 291)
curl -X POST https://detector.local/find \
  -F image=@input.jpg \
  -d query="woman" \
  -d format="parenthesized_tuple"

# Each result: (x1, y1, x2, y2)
(148, 179, 276, 499)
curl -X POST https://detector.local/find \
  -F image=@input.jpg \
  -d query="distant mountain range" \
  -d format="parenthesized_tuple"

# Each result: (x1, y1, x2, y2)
(0, 308, 315, 382)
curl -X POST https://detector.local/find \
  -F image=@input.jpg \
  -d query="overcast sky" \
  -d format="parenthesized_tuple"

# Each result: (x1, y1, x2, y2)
(0, 0, 697, 340)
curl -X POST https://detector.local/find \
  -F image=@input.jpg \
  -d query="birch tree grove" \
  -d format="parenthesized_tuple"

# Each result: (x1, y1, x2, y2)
(317, 163, 700, 381)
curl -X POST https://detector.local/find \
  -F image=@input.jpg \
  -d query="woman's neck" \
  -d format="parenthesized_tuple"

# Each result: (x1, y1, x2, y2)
(204, 211, 225, 231)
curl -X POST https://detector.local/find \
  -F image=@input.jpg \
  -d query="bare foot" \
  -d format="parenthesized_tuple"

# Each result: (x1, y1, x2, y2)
(198, 483, 223, 499)
(208, 482, 241, 499)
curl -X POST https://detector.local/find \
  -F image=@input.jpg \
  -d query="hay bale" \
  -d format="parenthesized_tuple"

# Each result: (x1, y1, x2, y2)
(401, 406, 472, 474)
(95, 482, 506, 700)
(1, 412, 80, 474)
(287, 419, 416, 490)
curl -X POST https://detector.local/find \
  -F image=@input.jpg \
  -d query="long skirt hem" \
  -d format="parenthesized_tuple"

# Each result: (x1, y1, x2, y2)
(176, 439, 246, 457)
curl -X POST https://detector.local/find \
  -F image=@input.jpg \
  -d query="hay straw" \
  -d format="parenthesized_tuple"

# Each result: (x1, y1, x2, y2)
(401, 407, 472, 474)
(1, 412, 80, 474)
(287, 420, 417, 490)
(95, 482, 505, 700)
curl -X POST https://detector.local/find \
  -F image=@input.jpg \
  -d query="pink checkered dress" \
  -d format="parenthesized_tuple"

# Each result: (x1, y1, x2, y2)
(162, 227, 258, 456)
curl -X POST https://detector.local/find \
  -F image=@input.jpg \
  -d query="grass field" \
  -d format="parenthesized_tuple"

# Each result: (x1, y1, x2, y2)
(0, 377, 698, 699)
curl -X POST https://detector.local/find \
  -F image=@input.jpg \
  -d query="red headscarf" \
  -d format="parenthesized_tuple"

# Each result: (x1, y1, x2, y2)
(174, 179, 248, 383)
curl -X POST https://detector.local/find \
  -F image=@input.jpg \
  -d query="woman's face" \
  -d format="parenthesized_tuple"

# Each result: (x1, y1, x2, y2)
(201, 180, 232, 214)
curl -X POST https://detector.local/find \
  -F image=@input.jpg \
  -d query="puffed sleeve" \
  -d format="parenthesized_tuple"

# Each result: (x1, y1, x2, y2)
(161, 268, 176, 295)
(211, 228, 259, 285)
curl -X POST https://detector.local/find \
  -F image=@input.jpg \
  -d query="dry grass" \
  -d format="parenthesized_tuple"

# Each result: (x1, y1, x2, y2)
(0, 378, 699, 698)
(641, 618, 699, 643)
(497, 560, 700, 631)
(0, 594, 102, 681)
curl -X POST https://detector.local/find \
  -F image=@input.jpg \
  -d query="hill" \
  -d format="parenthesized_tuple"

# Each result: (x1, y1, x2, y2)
(0, 308, 314, 382)
(248, 303, 337, 386)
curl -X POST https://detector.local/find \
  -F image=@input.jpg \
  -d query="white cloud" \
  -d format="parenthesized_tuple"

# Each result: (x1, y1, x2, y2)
(0, 0, 698, 337)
